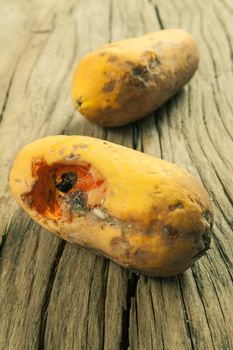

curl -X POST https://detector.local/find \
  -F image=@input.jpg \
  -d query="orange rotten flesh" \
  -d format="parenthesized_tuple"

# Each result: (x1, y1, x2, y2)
(22, 159, 105, 220)
(9, 135, 214, 277)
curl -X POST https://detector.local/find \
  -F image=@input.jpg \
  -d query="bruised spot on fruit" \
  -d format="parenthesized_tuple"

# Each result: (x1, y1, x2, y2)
(108, 55, 118, 63)
(65, 153, 80, 161)
(125, 61, 135, 68)
(72, 144, 88, 150)
(111, 237, 130, 257)
(102, 80, 117, 93)
(75, 96, 83, 109)
(140, 50, 161, 69)
(21, 157, 106, 220)
(134, 249, 153, 263)
(169, 202, 184, 211)
(148, 56, 161, 69)
(163, 224, 179, 239)
(99, 51, 107, 56)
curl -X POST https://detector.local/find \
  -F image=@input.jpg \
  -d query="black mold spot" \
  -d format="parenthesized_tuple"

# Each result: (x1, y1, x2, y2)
(70, 189, 88, 211)
(132, 66, 148, 79)
(169, 202, 184, 211)
(65, 153, 80, 160)
(148, 56, 161, 69)
(202, 227, 211, 251)
(55, 172, 77, 193)
(75, 97, 82, 109)
(193, 249, 207, 259)
(140, 50, 161, 69)
(125, 61, 135, 67)
(163, 225, 179, 239)
(203, 209, 213, 226)
(108, 55, 118, 63)
(102, 80, 116, 93)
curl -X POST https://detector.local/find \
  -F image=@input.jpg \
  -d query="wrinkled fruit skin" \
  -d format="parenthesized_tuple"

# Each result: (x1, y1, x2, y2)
(10, 136, 213, 277)
(72, 29, 199, 127)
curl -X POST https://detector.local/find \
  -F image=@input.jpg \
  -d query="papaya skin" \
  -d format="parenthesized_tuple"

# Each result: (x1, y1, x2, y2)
(9, 135, 213, 277)
(72, 29, 199, 127)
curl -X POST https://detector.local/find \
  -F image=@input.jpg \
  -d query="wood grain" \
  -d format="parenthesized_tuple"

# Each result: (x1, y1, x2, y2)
(0, 0, 232, 349)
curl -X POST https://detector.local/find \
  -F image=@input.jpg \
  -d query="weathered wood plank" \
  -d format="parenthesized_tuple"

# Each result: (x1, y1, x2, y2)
(0, 210, 63, 350)
(0, 0, 232, 349)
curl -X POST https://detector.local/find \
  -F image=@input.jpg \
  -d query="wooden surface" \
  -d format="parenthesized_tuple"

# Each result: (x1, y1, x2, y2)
(0, 0, 233, 349)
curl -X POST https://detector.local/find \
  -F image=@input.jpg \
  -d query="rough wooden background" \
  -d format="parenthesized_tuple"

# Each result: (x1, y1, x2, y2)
(0, 0, 233, 349)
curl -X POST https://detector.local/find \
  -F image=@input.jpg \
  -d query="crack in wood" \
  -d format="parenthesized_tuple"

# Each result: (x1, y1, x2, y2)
(195, 0, 219, 83)
(211, 165, 233, 207)
(24, 34, 53, 94)
(178, 276, 195, 350)
(0, 78, 13, 124)
(66, 19, 78, 77)
(182, 111, 233, 237)
(154, 5, 164, 29)
(149, 285, 165, 350)
(217, 0, 233, 16)
(85, 256, 97, 348)
(191, 268, 216, 350)
(101, 261, 109, 350)
(60, 112, 76, 135)
(211, 85, 233, 142)
(108, 0, 113, 43)
(0, 232, 7, 259)
(165, 102, 175, 161)
(132, 122, 140, 150)
(0, 211, 33, 261)
(0, 52, 22, 123)
(210, 6, 233, 73)
(191, 132, 233, 231)
(206, 255, 231, 340)
(154, 115, 163, 158)
(212, 235, 233, 281)
(38, 240, 66, 350)
(201, 94, 232, 172)
(120, 272, 139, 350)
(31, 29, 52, 34)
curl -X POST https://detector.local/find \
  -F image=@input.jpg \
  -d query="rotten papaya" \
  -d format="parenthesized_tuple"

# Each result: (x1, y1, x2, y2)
(9, 135, 213, 277)
(72, 29, 199, 127)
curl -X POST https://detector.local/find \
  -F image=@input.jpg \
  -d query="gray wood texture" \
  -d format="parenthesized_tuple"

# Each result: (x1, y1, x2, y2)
(0, 0, 232, 349)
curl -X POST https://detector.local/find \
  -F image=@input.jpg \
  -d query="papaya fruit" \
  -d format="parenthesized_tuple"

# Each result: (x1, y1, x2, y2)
(72, 29, 199, 127)
(9, 135, 213, 277)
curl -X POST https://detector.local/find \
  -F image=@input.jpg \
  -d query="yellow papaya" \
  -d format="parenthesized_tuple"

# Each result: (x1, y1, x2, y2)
(9, 135, 213, 277)
(72, 29, 199, 127)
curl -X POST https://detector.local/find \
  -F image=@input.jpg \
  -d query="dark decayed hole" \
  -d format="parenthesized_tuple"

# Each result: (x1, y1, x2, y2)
(76, 96, 82, 108)
(55, 172, 77, 193)
(132, 65, 148, 78)
(202, 228, 211, 251)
